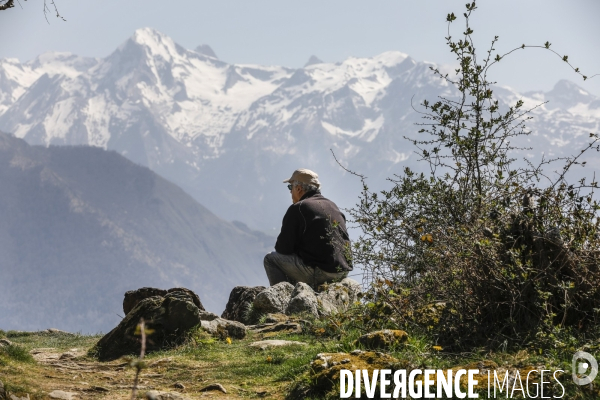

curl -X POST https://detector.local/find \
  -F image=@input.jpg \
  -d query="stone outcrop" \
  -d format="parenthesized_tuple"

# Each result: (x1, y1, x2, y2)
(221, 286, 266, 324)
(123, 287, 204, 316)
(223, 278, 362, 321)
(94, 289, 204, 360)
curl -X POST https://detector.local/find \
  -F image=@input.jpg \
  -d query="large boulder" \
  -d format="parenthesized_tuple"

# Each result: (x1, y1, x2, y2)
(123, 287, 204, 316)
(253, 282, 294, 315)
(221, 286, 266, 324)
(285, 282, 319, 317)
(94, 289, 203, 360)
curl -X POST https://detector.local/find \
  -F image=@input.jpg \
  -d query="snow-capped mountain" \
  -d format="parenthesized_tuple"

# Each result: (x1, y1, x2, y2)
(1, 28, 599, 231)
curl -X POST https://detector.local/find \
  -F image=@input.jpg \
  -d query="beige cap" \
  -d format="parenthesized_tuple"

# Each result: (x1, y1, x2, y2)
(283, 168, 321, 188)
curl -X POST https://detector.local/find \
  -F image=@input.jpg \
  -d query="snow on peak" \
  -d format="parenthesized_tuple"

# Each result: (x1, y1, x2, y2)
(128, 27, 183, 62)
(544, 79, 597, 111)
(372, 50, 409, 65)
(132, 27, 169, 46)
(26, 52, 98, 78)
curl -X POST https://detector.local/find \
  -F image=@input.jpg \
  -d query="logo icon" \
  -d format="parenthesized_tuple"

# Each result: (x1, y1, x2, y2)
(572, 351, 598, 385)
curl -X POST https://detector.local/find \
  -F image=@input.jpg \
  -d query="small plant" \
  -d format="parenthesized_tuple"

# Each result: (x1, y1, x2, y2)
(243, 302, 263, 325)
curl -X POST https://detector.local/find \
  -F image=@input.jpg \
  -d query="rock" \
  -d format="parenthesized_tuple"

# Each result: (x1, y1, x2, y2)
(357, 329, 408, 350)
(199, 383, 227, 394)
(264, 313, 289, 323)
(123, 287, 204, 316)
(123, 288, 167, 315)
(45, 328, 74, 336)
(93, 289, 203, 360)
(198, 310, 219, 321)
(249, 321, 302, 335)
(253, 282, 294, 315)
(146, 391, 189, 400)
(9, 395, 29, 400)
(249, 340, 307, 350)
(89, 386, 109, 392)
(0, 339, 13, 347)
(59, 352, 78, 360)
(316, 278, 361, 315)
(166, 288, 204, 311)
(221, 286, 266, 324)
(48, 391, 77, 400)
(172, 382, 185, 389)
(200, 318, 246, 339)
(289, 351, 402, 399)
(286, 283, 319, 317)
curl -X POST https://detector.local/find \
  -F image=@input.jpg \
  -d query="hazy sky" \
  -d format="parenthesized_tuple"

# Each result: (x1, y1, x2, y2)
(1, 0, 599, 96)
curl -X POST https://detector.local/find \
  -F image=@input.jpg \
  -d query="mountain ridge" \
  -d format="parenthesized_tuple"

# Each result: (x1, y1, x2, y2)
(0, 131, 271, 333)
(1, 28, 599, 231)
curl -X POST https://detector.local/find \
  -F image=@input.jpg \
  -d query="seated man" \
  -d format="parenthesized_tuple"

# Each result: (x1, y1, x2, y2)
(264, 168, 353, 288)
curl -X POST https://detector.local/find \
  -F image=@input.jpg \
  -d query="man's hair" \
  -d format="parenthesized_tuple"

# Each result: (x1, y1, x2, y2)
(294, 181, 319, 193)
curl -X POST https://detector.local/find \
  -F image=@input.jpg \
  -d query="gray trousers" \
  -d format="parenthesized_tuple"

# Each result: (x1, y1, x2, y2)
(263, 251, 348, 288)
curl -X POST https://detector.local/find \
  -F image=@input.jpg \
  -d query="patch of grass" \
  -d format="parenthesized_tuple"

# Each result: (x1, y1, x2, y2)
(6, 330, 34, 338)
(3, 381, 47, 400)
(1, 323, 598, 399)
(6, 331, 101, 353)
(1, 344, 35, 363)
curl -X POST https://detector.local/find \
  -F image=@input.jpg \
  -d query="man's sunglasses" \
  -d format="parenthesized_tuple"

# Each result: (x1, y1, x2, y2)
(287, 184, 294, 191)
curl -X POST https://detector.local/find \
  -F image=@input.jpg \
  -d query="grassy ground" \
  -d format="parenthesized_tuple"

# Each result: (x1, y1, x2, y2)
(0, 328, 343, 400)
(1, 325, 599, 399)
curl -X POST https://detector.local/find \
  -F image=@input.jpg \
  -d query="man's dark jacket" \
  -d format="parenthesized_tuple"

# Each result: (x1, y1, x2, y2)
(275, 190, 352, 273)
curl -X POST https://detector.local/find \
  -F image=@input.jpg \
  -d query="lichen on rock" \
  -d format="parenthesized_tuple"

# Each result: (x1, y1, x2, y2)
(357, 329, 409, 350)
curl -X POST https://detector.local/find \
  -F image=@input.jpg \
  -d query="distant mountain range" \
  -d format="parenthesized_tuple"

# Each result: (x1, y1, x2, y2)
(1, 28, 599, 232)
(0, 132, 271, 333)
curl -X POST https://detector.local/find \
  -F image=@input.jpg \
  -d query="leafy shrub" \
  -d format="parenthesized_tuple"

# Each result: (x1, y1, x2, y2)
(0, 344, 35, 363)
(350, 2, 600, 349)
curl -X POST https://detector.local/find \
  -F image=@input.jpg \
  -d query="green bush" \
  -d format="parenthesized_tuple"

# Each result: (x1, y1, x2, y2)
(351, 1, 600, 350)
(0, 344, 35, 363)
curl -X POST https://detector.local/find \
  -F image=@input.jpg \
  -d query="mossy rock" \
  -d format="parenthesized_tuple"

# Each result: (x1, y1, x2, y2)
(92, 290, 202, 361)
(288, 350, 406, 399)
(356, 329, 409, 350)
